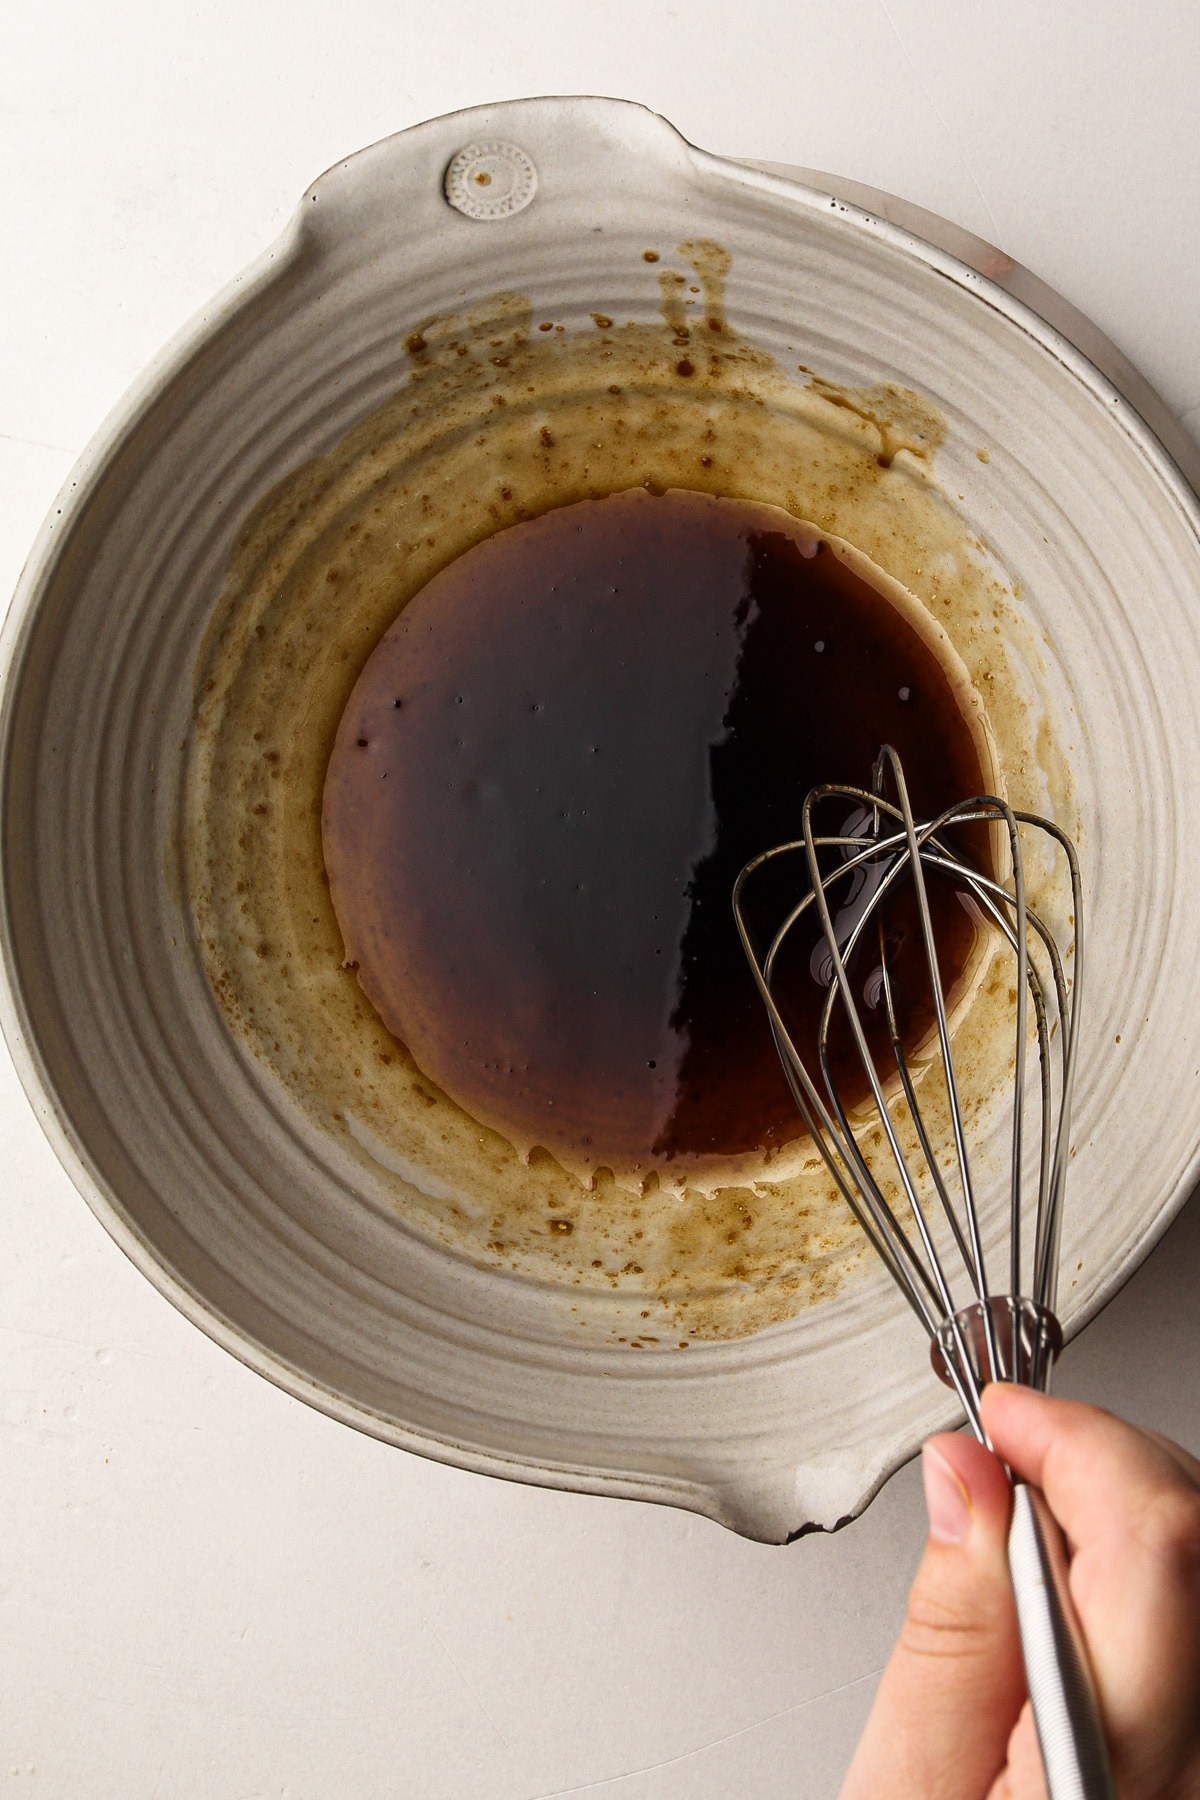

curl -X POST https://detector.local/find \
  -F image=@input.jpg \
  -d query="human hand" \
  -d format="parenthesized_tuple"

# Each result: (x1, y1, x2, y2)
(839, 1386, 1200, 1799)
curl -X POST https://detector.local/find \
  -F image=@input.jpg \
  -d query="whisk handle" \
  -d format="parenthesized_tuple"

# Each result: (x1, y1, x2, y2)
(1008, 1482, 1117, 1800)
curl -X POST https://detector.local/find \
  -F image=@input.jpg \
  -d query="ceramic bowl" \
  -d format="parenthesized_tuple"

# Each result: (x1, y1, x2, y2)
(3, 96, 1199, 1541)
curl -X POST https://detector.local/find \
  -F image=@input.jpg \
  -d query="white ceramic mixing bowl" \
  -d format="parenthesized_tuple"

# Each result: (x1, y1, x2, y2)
(3, 97, 1199, 1541)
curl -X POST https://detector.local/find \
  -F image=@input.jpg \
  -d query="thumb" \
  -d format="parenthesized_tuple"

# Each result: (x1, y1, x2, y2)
(840, 1435, 1028, 1800)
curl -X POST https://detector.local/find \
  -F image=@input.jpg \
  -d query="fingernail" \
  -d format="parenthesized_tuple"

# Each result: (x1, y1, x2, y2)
(922, 1444, 971, 1545)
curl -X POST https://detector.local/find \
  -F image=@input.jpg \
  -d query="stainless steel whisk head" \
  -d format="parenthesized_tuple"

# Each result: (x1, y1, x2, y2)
(733, 743, 1083, 1439)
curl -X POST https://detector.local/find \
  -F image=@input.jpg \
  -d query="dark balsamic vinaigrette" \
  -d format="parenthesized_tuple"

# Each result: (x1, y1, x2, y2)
(322, 489, 986, 1169)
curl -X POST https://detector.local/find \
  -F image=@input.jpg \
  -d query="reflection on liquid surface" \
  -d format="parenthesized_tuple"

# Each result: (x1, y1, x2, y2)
(323, 488, 987, 1170)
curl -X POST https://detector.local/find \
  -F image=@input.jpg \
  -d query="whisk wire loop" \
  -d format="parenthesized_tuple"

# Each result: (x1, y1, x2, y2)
(873, 750, 1002, 1383)
(732, 747, 1082, 1431)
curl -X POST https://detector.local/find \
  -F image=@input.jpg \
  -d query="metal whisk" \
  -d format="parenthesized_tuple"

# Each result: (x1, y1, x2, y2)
(734, 744, 1114, 1800)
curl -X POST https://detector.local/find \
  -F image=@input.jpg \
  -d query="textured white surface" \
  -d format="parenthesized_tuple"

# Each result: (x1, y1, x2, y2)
(2, 2, 1199, 1795)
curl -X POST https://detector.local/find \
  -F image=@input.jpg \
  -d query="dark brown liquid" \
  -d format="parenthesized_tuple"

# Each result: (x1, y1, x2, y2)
(322, 489, 985, 1168)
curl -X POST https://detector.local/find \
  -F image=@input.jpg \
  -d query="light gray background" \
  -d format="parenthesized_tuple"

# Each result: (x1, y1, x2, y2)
(3, 3, 1198, 1795)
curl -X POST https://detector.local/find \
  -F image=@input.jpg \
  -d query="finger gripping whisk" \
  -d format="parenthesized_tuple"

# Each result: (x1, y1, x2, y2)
(735, 744, 1115, 1800)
